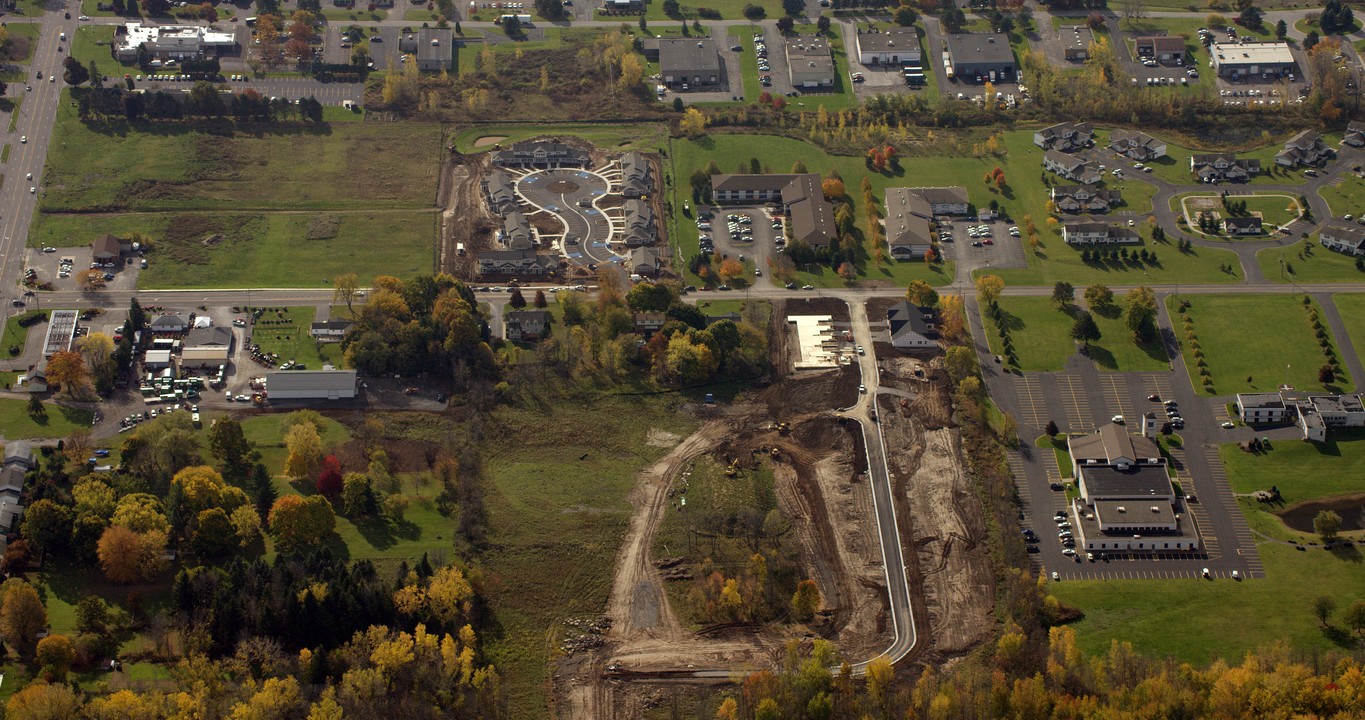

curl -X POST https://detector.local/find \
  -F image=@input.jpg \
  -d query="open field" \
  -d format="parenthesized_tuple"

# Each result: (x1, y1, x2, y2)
(1221, 429, 1365, 500)
(982, 296, 1167, 372)
(0, 398, 93, 438)
(30, 210, 436, 289)
(69, 25, 137, 72)
(1134, 130, 1306, 187)
(1050, 540, 1365, 665)
(1258, 239, 1365, 283)
(41, 96, 443, 212)
(1, 310, 45, 358)
(1167, 294, 1353, 396)
(478, 392, 697, 716)
(3, 22, 41, 65)
(614, 0, 785, 22)
(249, 307, 347, 369)
(1331, 294, 1365, 366)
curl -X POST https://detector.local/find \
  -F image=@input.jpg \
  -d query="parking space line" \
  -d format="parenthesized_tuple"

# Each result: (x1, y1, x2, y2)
(1098, 374, 1134, 421)
(1015, 375, 1047, 427)
(1057, 375, 1093, 432)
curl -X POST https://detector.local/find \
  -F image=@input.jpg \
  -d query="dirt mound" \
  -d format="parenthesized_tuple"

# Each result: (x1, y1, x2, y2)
(473, 135, 508, 147)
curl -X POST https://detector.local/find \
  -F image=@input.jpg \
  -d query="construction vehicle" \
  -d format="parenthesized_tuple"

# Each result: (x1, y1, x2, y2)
(724, 458, 741, 477)
(776, 421, 790, 435)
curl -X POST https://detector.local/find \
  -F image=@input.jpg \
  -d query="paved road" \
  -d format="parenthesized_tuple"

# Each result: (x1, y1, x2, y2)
(516, 168, 617, 266)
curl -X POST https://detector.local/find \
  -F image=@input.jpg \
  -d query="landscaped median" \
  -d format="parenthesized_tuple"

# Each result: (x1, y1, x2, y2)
(1172, 191, 1303, 238)
(1166, 294, 1354, 397)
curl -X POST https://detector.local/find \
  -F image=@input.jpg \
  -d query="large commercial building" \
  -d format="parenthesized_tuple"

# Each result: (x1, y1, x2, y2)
(1236, 390, 1365, 441)
(181, 326, 233, 368)
(1067, 423, 1200, 553)
(854, 27, 922, 65)
(266, 369, 358, 400)
(115, 22, 237, 62)
(658, 38, 723, 89)
(398, 28, 453, 71)
(786, 35, 836, 88)
(945, 33, 1016, 83)
(1210, 41, 1295, 79)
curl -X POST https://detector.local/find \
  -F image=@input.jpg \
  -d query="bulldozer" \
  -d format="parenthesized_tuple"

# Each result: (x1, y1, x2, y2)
(775, 422, 790, 435)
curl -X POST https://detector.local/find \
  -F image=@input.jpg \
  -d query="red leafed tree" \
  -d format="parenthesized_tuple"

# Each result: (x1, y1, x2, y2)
(758, 91, 772, 105)
(883, 145, 897, 159)
(872, 151, 887, 170)
(317, 455, 343, 495)
(771, 96, 787, 111)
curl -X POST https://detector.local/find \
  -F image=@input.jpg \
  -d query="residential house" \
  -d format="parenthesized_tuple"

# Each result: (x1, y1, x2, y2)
(633, 312, 666, 336)
(1275, 130, 1332, 167)
(92, 234, 132, 263)
(1190, 153, 1260, 182)
(483, 172, 519, 217)
(883, 188, 935, 260)
(786, 35, 835, 88)
(911, 187, 970, 215)
(628, 247, 660, 276)
(18, 361, 47, 393)
(491, 141, 590, 168)
(1108, 130, 1167, 161)
(620, 152, 653, 198)
(1222, 215, 1263, 235)
(1033, 122, 1093, 152)
(1320, 220, 1365, 256)
(887, 301, 938, 349)
(504, 310, 551, 342)
(1062, 221, 1141, 245)
(1135, 35, 1186, 63)
(658, 38, 722, 89)
(149, 313, 189, 334)
(310, 320, 355, 341)
(1044, 150, 1102, 184)
(854, 27, 922, 65)
(2, 442, 34, 471)
(1050, 185, 1121, 214)
(501, 211, 534, 250)
(1343, 120, 1365, 148)
(622, 200, 657, 247)
(476, 248, 558, 276)
(1066, 423, 1199, 552)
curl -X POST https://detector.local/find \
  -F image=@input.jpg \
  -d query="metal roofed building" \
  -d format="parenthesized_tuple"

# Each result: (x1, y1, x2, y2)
(854, 27, 922, 65)
(266, 369, 358, 400)
(658, 38, 722, 89)
(786, 35, 836, 88)
(1210, 41, 1295, 78)
(945, 32, 1016, 82)
(43, 310, 78, 358)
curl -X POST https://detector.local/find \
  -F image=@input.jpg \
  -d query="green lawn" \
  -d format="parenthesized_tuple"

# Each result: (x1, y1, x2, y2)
(1220, 430, 1365, 499)
(1331, 294, 1365, 365)
(622, 0, 784, 21)
(728, 25, 763, 104)
(29, 211, 436, 289)
(249, 307, 346, 369)
(1167, 294, 1353, 397)
(1050, 540, 1365, 665)
(69, 25, 138, 73)
(3, 22, 41, 65)
(0, 398, 93, 439)
(982, 296, 1167, 372)
(1172, 192, 1302, 236)
(42, 94, 443, 212)
(1, 310, 45, 359)
(1141, 132, 1306, 187)
(321, 7, 388, 21)
(1318, 172, 1365, 216)
(1258, 239, 1365, 283)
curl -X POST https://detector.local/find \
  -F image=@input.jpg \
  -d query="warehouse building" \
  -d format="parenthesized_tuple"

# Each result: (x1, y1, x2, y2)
(658, 38, 723, 89)
(266, 368, 358, 400)
(786, 35, 836, 88)
(945, 33, 1016, 83)
(1062, 25, 1095, 61)
(854, 27, 922, 65)
(1210, 41, 1295, 79)
(181, 326, 233, 369)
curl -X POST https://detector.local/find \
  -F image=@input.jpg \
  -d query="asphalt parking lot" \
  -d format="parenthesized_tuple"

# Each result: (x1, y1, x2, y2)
(697, 205, 782, 285)
(941, 218, 1027, 272)
(23, 247, 139, 294)
(516, 168, 615, 266)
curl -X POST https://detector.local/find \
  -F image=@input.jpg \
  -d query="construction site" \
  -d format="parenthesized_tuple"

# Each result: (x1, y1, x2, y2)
(436, 137, 668, 283)
(552, 298, 995, 718)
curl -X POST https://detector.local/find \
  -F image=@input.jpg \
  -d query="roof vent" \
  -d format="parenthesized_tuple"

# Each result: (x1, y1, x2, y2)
(1151, 506, 1160, 512)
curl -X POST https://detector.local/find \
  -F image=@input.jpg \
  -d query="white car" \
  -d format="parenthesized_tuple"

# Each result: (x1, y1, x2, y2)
(1111, 415, 1125, 424)
(19, 136, 25, 143)
(28, 187, 35, 194)
(858, 384, 866, 393)
(1221, 421, 1236, 429)
(78, 14, 90, 20)
(1051, 571, 1060, 581)
(1202, 567, 1210, 578)
(26, 173, 32, 180)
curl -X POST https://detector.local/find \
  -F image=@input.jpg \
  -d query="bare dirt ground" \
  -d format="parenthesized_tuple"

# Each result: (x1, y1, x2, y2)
(473, 135, 508, 148)
(551, 298, 992, 717)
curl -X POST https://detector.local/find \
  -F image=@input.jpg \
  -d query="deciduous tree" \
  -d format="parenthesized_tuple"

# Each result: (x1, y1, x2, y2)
(790, 579, 821, 621)
(45, 350, 88, 397)
(284, 422, 323, 480)
(268, 495, 336, 550)
(975, 274, 1005, 304)
(96, 526, 168, 584)
(35, 634, 75, 681)
(1, 579, 48, 661)
(1314, 509, 1342, 542)
(905, 280, 938, 307)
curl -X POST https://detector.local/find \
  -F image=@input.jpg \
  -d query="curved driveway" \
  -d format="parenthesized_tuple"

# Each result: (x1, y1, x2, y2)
(516, 169, 617, 267)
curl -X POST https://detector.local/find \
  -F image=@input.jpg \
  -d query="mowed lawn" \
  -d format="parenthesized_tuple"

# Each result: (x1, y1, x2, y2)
(250, 307, 347, 369)
(31, 211, 435, 288)
(982, 296, 1167, 372)
(0, 398, 93, 438)
(1050, 540, 1365, 665)
(1167, 294, 1353, 397)
(1319, 173, 1365, 216)
(1258, 240, 1365, 284)
(41, 95, 443, 212)
(1333, 294, 1365, 361)
(1220, 430, 1365, 500)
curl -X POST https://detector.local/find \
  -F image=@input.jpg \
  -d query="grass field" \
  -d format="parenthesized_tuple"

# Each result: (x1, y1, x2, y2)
(1173, 192, 1302, 236)
(728, 25, 763, 104)
(1, 310, 45, 358)
(1318, 173, 1365, 216)
(42, 97, 443, 212)
(30, 210, 436, 289)
(1220, 429, 1365, 500)
(1050, 539, 1365, 665)
(478, 392, 696, 716)
(1331, 294, 1365, 368)
(1258, 239, 1365, 283)
(1167, 294, 1353, 396)
(1138, 131, 1306, 187)
(249, 307, 347, 369)
(618, 0, 785, 22)
(3, 22, 41, 65)
(69, 25, 137, 72)
(981, 296, 1167, 372)
(0, 398, 93, 439)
